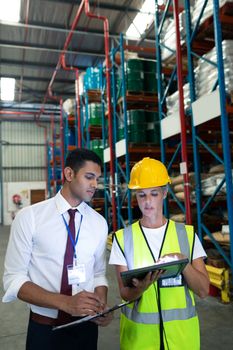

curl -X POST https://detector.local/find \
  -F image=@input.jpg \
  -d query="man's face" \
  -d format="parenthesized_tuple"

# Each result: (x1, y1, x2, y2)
(68, 161, 101, 203)
(136, 187, 166, 219)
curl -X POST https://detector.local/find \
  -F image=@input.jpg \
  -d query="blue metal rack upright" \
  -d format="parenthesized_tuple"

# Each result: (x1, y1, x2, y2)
(83, 91, 91, 149)
(108, 34, 132, 229)
(154, 1, 191, 222)
(184, 0, 233, 275)
(100, 65, 111, 224)
(63, 112, 77, 157)
(80, 66, 110, 224)
(109, 33, 161, 228)
(47, 114, 63, 197)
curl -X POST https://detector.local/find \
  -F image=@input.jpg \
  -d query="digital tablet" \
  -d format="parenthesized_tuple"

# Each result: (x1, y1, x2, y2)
(53, 301, 131, 331)
(120, 258, 189, 287)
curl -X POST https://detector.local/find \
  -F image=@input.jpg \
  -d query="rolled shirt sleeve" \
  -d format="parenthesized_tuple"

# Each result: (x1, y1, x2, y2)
(2, 207, 34, 302)
(93, 220, 109, 289)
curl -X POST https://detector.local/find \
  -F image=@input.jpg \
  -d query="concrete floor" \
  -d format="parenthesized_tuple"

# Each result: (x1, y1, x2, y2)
(1, 224, 233, 350)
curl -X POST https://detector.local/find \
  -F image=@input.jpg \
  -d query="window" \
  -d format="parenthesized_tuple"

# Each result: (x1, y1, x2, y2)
(0, 78, 16, 101)
(0, 0, 21, 22)
(126, 0, 163, 39)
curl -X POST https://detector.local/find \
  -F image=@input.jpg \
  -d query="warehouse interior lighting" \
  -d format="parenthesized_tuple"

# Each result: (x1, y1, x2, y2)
(0, 78, 16, 101)
(126, 0, 155, 39)
(0, 0, 21, 22)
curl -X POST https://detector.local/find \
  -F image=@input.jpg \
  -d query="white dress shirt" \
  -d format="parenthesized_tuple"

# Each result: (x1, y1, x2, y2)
(109, 222, 206, 266)
(2, 191, 108, 319)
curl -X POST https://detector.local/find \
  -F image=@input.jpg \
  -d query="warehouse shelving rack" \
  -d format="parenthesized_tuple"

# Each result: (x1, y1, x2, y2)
(79, 69, 110, 222)
(47, 98, 80, 198)
(81, 89, 102, 149)
(99, 67, 110, 224)
(184, 0, 233, 274)
(63, 113, 78, 155)
(154, 0, 233, 278)
(109, 33, 163, 228)
(47, 113, 63, 197)
(109, 36, 132, 229)
(154, 0, 192, 223)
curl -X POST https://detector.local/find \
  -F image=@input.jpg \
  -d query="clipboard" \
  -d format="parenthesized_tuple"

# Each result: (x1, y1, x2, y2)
(53, 301, 131, 331)
(120, 258, 189, 287)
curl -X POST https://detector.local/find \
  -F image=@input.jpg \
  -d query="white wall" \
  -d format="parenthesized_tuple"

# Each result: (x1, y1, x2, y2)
(3, 181, 46, 225)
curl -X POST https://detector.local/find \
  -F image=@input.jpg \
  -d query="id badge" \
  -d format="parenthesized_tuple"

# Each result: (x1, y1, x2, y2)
(67, 263, 86, 285)
(160, 274, 183, 287)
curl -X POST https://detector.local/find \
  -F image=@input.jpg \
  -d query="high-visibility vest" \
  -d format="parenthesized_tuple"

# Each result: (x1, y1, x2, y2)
(115, 220, 200, 350)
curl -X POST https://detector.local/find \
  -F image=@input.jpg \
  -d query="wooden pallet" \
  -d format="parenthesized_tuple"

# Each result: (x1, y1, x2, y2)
(67, 145, 76, 151)
(85, 89, 102, 103)
(228, 91, 233, 104)
(88, 125, 103, 138)
(162, 3, 233, 61)
(118, 93, 158, 109)
(195, 2, 233, 43)
(126, 90, 158, 97)
(127, 144, 161, 161)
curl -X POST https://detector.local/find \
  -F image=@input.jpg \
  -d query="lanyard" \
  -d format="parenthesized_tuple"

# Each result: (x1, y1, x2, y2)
(62, 212, 83, 260)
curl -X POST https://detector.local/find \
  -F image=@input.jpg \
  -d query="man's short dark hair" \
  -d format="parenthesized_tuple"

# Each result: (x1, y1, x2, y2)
(65, 148, 102, 173)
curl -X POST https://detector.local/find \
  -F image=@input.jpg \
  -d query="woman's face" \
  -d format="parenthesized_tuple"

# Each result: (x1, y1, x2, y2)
(136, 187, 166, 220)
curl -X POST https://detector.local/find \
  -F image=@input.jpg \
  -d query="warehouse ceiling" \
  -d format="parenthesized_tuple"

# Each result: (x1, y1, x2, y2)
(0, 0, 163, 110)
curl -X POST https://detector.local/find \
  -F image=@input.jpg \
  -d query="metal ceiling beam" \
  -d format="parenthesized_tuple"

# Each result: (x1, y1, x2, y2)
(42, 0, 180, 14)
(0, 102, 60, 112)
(0, 20, 118, 38)
(1, 59, 88, 71)
(44, 0, 142, 14)
(16, 88, 74, 97)
(0, 40, 106, 57)
(2, 74, 75, 84)
(0, 20, 155, 43)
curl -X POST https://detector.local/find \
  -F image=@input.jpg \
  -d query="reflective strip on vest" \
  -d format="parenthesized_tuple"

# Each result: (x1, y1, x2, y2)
(123, 225, 134, 270)
(122, 221, 196, 323)
(175, 222, 190, 260)
(122, 302, 197, 324)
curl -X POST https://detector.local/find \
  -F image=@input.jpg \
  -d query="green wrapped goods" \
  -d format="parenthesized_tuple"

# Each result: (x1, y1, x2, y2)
(90, 139, 103, 160)
(146, 122, 160, 144)
(127, 110, 146, 124)
(126, 59, 144, 92)
(128, 130, 147, 143)
(88, 103, 102, 126)
(146, 111, 160, 122)
(143, 60, 157, 93)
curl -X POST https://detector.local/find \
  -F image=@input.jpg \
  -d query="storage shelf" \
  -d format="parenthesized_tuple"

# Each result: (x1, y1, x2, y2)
(83, 89, 102, 103)
(86, 125, 102, 139)
(118, 93, 158, 111)
(195, 2, 233, 44)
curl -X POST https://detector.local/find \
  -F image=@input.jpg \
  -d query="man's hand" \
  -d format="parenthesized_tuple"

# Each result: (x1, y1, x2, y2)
(92, 305, 114, 327)
(61, 290, 103, 316)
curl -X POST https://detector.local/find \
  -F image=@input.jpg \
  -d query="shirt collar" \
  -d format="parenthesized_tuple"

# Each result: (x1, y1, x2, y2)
(55, 190, 87, 216)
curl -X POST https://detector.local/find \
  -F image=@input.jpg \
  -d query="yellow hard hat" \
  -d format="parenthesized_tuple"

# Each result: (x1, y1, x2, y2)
(128, 157, 171, 189)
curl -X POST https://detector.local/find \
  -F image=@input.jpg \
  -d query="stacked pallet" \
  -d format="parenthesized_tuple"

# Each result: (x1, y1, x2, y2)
(160, 11, 186, 61)
(195, 40, 233, 98)
(192, 0, 233, 27)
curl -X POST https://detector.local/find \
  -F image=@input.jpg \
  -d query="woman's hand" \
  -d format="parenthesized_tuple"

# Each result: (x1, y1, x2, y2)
(131, 269, 164, 292)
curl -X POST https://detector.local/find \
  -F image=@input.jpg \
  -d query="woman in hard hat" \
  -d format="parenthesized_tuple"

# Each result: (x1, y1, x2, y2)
(109, 157, 209, 350)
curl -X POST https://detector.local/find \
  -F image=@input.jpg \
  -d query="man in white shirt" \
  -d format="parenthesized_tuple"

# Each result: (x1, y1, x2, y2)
(3, 148, 112, 350)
